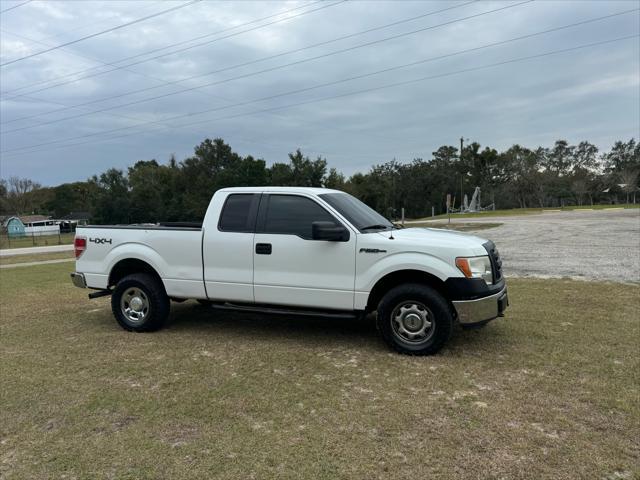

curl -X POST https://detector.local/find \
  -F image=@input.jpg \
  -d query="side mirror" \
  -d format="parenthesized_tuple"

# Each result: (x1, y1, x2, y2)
(312, 221, 349, 242)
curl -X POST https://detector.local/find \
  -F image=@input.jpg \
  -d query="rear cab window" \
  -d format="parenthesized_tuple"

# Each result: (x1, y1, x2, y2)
(218, 193, 260, 232)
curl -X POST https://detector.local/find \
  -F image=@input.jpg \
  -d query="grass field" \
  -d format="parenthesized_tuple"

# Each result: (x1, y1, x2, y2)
(0, 250, 74, 266)
(416, 203, 640, 221)
(0, 232, 75, 250)
(1, 264, 638, 479)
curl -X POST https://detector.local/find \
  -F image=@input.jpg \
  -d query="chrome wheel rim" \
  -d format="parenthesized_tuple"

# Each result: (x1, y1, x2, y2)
(120, 287, 150, 324)
(391, 301, 434, 345)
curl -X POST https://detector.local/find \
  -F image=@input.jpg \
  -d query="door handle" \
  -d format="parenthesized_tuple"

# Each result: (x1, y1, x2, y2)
(255, 243, 272, 255)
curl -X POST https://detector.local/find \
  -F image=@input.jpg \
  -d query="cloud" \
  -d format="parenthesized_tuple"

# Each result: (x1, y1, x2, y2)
(0, 0, 638, 184)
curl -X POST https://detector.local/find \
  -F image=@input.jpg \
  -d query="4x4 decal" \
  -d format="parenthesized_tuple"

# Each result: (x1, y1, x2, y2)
(89, 237, 112, 245)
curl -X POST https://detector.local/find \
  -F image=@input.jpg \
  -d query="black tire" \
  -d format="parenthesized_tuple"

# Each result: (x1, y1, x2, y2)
(111, 273, 170, 332)
(376, 283, 453, 355)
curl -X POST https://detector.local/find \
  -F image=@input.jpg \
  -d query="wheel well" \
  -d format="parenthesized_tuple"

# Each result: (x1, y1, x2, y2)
(109, 258, 162, 288)
(367, 269, 449, 311)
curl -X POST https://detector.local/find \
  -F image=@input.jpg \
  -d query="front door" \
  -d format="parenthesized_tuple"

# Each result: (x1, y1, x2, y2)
(253, 194, 356, 310)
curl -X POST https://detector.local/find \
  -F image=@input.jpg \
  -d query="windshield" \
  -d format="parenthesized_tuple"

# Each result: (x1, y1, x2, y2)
(319, 192, 394, 232)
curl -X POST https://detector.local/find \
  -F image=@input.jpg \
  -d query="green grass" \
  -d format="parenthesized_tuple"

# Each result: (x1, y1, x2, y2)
(0, 250, 74, 266)
(0, 232, 75, 250)
(418, 203, 639, 221)
(1, 264, 638, 479)
(568, 203, 639, 210)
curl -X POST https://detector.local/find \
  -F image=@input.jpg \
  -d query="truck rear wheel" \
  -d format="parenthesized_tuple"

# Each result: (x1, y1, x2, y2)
(376, 283, 453, 355)
(111, 273, 169, 332)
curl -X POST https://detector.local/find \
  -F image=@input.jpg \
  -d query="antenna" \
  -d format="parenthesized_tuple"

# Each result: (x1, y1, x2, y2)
(390, 174, 396, 240)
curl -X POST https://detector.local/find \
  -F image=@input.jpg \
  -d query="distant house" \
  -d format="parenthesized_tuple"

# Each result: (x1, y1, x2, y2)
(2, 217, 26, 237)
(601, 184, 629, 204)
(1, 215, 59, 237)
(20, 215, 60, 236)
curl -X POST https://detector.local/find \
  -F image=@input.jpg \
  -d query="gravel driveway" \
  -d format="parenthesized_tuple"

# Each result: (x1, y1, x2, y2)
(417, 209, 640, 283)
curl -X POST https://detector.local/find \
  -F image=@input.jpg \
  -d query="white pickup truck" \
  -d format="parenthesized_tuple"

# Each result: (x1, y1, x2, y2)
(71, 187, 508, 355)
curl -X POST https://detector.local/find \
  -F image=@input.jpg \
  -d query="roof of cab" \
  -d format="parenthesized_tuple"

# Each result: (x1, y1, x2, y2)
(217, 186, 343, 195)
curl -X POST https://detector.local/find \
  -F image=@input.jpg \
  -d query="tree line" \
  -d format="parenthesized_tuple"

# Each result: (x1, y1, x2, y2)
(1, 137, 638, 224)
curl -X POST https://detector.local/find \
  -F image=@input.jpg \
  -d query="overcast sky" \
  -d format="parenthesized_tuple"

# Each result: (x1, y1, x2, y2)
(0, 0, 638, 185)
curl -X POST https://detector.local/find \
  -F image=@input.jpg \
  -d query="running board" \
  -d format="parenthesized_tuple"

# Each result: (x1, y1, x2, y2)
(209, 302, 358, 320)
(88, 289, 112, 299)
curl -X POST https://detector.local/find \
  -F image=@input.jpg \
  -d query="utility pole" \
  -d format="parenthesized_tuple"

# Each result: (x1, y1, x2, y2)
(460, 137, 464, 209)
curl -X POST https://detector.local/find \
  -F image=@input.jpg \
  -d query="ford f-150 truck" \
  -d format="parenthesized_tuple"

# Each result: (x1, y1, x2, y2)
(71, 187, 508, 355)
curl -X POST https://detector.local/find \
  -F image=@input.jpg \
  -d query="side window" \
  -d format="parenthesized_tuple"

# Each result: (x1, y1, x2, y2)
(218, 194, 258, 232)
(263, 195, 336, 239)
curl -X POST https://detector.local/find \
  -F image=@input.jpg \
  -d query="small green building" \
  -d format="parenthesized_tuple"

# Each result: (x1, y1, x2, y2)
(3, 217, 26, 237)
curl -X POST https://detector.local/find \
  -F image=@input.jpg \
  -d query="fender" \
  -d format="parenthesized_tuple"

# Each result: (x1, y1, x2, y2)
(104, 242, 207, 299)
(105, 242, 166, 281)
(78, 241, 165, 290)
(354, 251, 463, 310)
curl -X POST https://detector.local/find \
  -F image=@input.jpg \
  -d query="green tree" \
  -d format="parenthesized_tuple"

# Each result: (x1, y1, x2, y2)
(324, 168, 345, 189)
(92, 169, 130, 224)
(602, 139, 639, 173)
(432, 145, 459, 164)
(237, 155, 268, 187)
(572, 141, 599, 171)
(544, 140, 574, 175)
(288, 149, 327, 187)
(45, 181, 100, 218)
(180, 138, 247, 219)
(0, 179, 8, 215)
(499, 145, 540, 209)
(128, 160, 179, 223)
(4, 177, 42, 214)
(268, 162, 293, 186)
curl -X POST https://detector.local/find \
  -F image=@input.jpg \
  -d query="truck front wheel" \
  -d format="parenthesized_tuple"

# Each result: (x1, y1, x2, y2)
(111, 273, 170, 332)
(376, 283, 453, 355)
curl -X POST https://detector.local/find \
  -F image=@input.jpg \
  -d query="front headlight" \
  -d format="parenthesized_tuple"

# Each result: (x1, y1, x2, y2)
(455, 256, 493, 285)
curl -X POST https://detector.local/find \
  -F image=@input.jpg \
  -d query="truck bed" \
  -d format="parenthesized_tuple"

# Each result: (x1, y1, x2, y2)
(75, 224, 206, 299)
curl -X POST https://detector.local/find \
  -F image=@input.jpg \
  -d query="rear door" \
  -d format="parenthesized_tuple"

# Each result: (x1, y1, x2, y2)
(203, 193, 260, 303)
(252, 193, 356, 310)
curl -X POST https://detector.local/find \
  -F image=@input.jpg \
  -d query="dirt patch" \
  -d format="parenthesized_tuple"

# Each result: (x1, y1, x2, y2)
(414, 209, 640, 283)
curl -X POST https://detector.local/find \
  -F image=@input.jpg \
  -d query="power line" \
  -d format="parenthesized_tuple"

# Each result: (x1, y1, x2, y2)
(2, 0, 478, 126)
(8, 92, 177, 130)
(0, 1, 340, 133)
(1, 28, 103, 67)
(0, 54, 371, 153)
(0, 2, 349, 139)
(101, 34, 640, 133)
(0, 8, 616, 143)
(3, 34, 636, 157)
(18, 1, 165, 44)
(1, 0, 533, 133)
(0, 3, 372, 143)
(0, 0, 204, 67)
(0, 0, 31, 14)
(0, 27, 234, 107)
(0, 0, 341, 96)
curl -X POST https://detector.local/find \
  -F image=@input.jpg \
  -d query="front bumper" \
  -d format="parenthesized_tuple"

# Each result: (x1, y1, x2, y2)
(452, 286, 508, 325)
(70, 272, 87, 288)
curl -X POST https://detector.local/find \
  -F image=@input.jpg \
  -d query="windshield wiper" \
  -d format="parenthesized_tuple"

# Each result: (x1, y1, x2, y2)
(361, 224, 392, 231)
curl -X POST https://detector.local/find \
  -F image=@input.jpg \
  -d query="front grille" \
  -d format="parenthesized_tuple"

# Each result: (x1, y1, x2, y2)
(483, 240, 503, 283)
